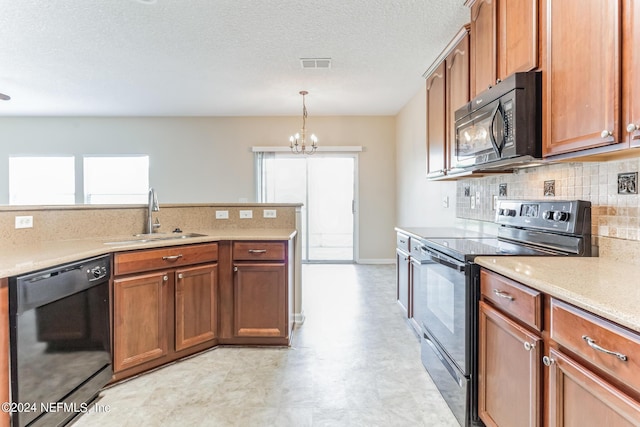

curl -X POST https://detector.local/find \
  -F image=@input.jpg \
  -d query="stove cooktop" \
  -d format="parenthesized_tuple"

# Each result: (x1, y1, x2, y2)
(423, 237, 558, 261)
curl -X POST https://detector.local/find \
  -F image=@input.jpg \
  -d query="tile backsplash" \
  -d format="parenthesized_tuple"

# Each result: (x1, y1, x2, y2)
(456, 158, 640, 241)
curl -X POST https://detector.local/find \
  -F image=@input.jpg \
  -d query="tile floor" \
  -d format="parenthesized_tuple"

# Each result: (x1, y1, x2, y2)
(72, 264, 458, 426)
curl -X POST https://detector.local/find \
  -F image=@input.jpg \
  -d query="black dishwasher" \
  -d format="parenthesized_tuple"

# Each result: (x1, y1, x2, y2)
(9, 255, 112, 427)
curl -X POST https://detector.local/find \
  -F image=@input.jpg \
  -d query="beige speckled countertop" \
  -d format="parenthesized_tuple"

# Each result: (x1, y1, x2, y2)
(475, 256, 640, 333)
(0, 228, 297, 278)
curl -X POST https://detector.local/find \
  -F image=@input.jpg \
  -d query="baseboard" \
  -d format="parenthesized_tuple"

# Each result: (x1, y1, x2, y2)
(294, 311, 306, 325)
(356, 259, 395, 264)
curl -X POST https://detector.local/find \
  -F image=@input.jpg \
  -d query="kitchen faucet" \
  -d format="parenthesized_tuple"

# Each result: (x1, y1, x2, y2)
(147, 187, 161, 234)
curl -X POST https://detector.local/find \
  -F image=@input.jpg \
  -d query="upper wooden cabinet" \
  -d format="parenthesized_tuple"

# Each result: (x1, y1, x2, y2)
(541, 0, 622, 157)
(425, 26, 470, 179)
(468, 0, 537, 98)
(446, 33, 471, 171)
(470, 0, 497, 97)
(623, 0, 640, 148)
(426, 62, 447, 178)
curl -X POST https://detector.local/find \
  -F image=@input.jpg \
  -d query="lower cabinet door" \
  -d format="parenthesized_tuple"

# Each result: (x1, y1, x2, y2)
(547, 348, 640, 427)
(396, 249, 410, 317)
(113, 272, 169, 372)
(478, 301, 542, 427)
(233, 263, 286, 338)
(175, 264, 218, 351)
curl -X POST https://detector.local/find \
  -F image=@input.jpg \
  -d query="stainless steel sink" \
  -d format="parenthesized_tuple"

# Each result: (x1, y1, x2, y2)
(104, 232, 207, 245)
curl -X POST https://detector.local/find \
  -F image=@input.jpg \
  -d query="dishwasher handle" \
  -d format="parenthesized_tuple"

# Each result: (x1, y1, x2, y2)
(421, 247, 465, 273)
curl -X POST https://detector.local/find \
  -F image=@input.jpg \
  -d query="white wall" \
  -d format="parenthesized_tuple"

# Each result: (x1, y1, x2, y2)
(0, 115, 396, 260)
(395, 83, 457, 227)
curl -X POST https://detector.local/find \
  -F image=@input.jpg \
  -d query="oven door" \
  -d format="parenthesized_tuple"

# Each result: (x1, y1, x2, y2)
(419, 246, 470, 375)
(455, 100, 505, 169)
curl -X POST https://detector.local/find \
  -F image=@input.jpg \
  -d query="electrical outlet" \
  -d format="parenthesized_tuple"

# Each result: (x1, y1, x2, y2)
(470, 197, 476, 210)
(215, 210, 229, 219)
(15, 215, 33, 229)
(263, 209, 277, 218)
(239, 210, 253, 219)
(442, 196, 449, 208)
(493, 195, 498, 210)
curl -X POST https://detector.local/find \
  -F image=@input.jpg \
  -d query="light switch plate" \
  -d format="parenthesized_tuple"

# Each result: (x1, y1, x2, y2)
(239, 210, 253, 219)
(215, 210, 229, 219)
(263, 209, 277, 218)
(442, 196, 449, 208)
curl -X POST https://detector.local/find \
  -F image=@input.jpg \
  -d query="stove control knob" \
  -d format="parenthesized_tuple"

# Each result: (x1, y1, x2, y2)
(553, 211, 570, 222)
(505, 209, 517, 217)
(498, 208, 505, 216)
(543, 210, 554, 220)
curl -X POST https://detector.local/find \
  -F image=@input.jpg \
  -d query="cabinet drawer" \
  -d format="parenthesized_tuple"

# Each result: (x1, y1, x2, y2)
(396, 233, 410, 252)
(233, 241, 285, 261)
(114, 243, 218, 276)
(480, 269, 543, 331)
(550, 298, 640, 395)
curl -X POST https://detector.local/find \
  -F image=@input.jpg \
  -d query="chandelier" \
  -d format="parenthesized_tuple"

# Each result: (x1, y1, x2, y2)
(289, 90, 318, 154)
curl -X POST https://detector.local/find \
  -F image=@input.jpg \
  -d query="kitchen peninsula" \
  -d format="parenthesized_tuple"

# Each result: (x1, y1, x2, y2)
(0, 202, 302, 426)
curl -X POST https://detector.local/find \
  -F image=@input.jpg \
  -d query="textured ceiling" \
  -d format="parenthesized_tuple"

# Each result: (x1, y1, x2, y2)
(0, 0, 469, 117)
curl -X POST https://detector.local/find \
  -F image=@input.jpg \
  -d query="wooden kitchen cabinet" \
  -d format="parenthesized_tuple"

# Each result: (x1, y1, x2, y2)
(112, 243, 218, 380)
(228, 240, 293, 345)
(623, 0, 640, 148)
(478, 277, 542, 427)
(468, 0, 537, 98)
(426, 61, 447, 178)
(113, 271, 169, 372)
(175, 264, 217, 351)
(541, 0, 622, 156)
(425, 26, 470, 178)
(233, 263, 286, 338)
(469, 0, 497, 97)
(480, 268, 640, 427)
(546, 348, 640, 426)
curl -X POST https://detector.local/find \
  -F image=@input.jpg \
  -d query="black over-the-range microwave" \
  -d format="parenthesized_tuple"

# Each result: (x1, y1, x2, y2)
(452, 71, 542, 173)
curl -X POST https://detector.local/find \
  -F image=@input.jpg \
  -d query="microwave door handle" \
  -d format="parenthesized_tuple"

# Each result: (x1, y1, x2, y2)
(488, 103, 504, 156)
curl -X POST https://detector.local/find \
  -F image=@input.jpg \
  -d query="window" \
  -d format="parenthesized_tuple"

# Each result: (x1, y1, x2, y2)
(9, 156, 75, 205)
(83, 156, 149, 204)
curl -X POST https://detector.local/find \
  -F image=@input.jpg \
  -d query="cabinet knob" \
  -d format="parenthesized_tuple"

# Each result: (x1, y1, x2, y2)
(627, 123, 639, 133)
(163, 275, 168, 282)
(233, 266, 238, 272)
(178, 273, 183, 279)
(523, 342, 535, 351)
(542, 356, 555, 366)
(600, 130, 613, 138)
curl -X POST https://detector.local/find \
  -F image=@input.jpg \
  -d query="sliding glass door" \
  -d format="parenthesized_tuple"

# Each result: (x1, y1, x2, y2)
(259, 153, 356, 262)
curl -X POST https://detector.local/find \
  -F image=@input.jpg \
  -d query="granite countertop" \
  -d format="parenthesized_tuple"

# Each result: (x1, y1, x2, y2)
(475, 256, 640, 334)
(0, 228, 297, 278)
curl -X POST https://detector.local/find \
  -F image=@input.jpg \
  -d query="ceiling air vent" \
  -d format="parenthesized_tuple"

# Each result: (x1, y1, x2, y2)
(300, 58, 332, 69)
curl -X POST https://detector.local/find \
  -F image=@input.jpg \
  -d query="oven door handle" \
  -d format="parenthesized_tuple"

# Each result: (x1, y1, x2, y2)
(421, 247, 465, 273)
(489, 102, 505, 157)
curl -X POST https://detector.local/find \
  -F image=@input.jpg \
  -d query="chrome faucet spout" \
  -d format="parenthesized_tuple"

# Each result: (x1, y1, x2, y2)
(147, 188, 160, 234)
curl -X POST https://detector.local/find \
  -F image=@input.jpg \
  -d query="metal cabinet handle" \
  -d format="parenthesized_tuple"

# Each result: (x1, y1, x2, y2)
(582, 335, 628, 361)
(542, 355, 555, 366)
(627, 123, 639, 133)
(493, 289, 514, 301)
(248, 249, 267, 254)
(233, 266, 238, 272)
(163, 275, 168, 282)
(601, 130, 613, 138)
(524, 342, 535, 351)
(162, 254, 183, 261)
(178, 273, 183, 279)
